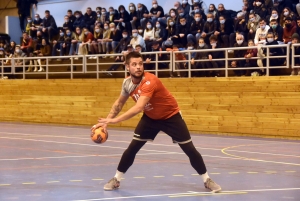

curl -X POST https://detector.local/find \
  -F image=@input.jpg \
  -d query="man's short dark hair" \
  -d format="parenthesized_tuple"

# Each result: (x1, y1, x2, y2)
(270, 19, 277, 23)
(67, 9, 72, 13)
(125, 52, 143, 65)
(45, 10, 50, 13)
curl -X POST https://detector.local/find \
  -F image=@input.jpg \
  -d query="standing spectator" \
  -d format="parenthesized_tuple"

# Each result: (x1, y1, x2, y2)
(73, 11, 85, 30)
(187, 12, 205, 44)
(231, 34, 248, 76)
(247, 12, 261, 41)
(84, 7, 97, 32)
(16, 0, 37, 32)
(283, 17, 296, 43)
(216, 15, 233, 48)
(130, 29, 146, 49)
(269, 19, 284, 42)
(40, 10, 58, 43)
(129, 3, 138, 29)
(30, 14, 43, 39)
(137, 3, 150, 29)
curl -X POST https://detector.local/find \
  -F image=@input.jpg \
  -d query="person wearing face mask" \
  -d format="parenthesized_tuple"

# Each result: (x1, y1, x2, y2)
(136, 3, 150, 29)
(264, 31, 284, 75)
(143, 22, 155, 51)
(190, 38, 209, 76)
(216, 15, 233, 48)
(130, 29, 146, 49)
(84, 7, 97, 33)
(201, 13, 217, 44)
(89, 25, 103, 56)
(274, 0, 293, 15)
(181, 0, 191, 18)
(108, 7, 120, 25)
(253, 0, 267, 19)
(187, 12, 204, 44)
(16, 0, 38, 32)
(254, 19, 270, 45)
(207, 4, 217, 18)
(164, 18, 179, 48)
(153, 22, 167, 45)
(40, 10, 58, 43)
(247, 13, 261, 40)
(267, 9, 280, 24)
(69, 27, 82, 56)
(190, 4, 207, 21)
(207, 35, 224, 77)
(229, 12, 247, 47)
(177, 7, 193, 26)
(269, 19, 283, 42)
(63, 15, 74, 32)
(128, 3, 138, 29)
(52, 29, 66, 58)
(115, 5, 131, 34)
(67, 10, 76, 25)
(14, 45, 27, 69)
(148, 0, 165, 26)
(98, 8, 109, 27)
(280, 7, 296, 28)
(61, 28, 75, 57)
(30, 14, 43, 39)
(144, 40, 168, 71)
(176, 17, 189, 46)
(25, 17, 34, 36)
(78, 27, 94, 56)
(73, 11, 85, 30)
(231, 34, 248, 76)
(216, 4, 231, 24)
(283, 17, 296, 44)
(107, 23, 122, 55)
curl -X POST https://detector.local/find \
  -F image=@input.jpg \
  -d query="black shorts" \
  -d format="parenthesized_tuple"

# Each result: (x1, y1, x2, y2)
(133, 112, 192, 144)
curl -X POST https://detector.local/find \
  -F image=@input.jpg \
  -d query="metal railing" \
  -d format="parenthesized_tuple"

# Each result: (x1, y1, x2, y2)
(0, 44, 295, 79)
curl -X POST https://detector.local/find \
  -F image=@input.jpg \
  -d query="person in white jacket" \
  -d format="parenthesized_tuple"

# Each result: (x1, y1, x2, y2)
(130, 29, 146, 50)
(254, 19, 270, 45)
(143, 21, 155, 51)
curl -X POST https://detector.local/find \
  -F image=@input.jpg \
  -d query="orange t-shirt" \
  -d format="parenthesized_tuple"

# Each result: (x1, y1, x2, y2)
(121, 72, 180, 120)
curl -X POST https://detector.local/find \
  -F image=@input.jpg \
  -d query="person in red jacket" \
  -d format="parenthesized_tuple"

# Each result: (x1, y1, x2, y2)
(283, 17, 296, 44)
(20, 32, 33, 56)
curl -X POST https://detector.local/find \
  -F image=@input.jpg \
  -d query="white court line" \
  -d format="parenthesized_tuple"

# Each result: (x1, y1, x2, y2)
(1, 132, 299, 158)
(72, 188, 300, 201)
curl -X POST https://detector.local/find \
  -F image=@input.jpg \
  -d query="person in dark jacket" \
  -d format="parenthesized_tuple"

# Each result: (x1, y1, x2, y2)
(264, 31, 284, 68)
(187, 12, 205, 44)
(229, 12, 248, 47)
(191, 37, 210, 76)
(73, 11, 85, 30)
(290, 33, 300, 75)
(115, 5, 131, 34)
(40, 10, 58, 42)
(30, 13, 43, 39)
(63, 15, 74, 32)
(84, 7, 97, 32)
(137, 3, 150, 29)
(201, 13, 217, 44)
(231, 34, 248, 76)
(17, 0, 38, 32)
(129, 3, 138, 29)
(207, 35, 224, 76)
(269, 19, 284, 42)
(215, 15, 233, 47)
(67, 10, 76, 27)
(176, 17, 189, 46)
(108, 7, 119, 25)
(253, 0, 268, 19)
(153, 21, 167, 45)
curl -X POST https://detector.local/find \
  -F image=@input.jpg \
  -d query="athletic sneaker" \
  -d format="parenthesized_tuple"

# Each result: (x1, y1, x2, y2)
(204, 178, 221, 193)
(103, 177, 120, 191)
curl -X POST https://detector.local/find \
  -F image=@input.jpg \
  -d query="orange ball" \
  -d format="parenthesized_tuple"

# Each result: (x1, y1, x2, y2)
(91, 127, 108, 144)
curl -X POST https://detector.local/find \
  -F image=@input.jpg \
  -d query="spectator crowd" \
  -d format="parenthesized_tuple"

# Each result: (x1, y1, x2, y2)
(2, 0, 300, 77)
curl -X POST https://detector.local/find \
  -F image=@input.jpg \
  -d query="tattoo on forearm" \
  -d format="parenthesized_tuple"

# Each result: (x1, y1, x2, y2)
(109, 103, 122, 117)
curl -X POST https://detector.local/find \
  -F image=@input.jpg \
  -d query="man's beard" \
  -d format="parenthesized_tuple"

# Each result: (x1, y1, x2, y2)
(130, 71, 144, 80)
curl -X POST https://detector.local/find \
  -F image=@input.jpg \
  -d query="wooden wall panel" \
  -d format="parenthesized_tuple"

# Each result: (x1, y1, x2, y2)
(1, 77, 300, 139)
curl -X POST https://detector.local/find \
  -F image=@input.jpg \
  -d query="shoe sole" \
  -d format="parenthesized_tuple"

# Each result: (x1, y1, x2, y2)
(211, 187, 221, 193)
(103, 186, 119, 191)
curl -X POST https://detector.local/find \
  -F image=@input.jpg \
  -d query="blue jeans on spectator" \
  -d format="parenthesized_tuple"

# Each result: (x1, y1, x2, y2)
(187, 33, 201, 44)
(112, 41, 119, 53)
(69, 42, 77, 55)
(60, 43, 71, 56)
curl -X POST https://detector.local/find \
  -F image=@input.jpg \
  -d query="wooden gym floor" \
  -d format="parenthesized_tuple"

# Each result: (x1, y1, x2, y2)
(0, 122, 299, 201)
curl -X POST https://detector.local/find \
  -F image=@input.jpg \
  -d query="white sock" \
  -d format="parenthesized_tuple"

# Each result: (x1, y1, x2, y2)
(114, 170, 124, 181)
(201, 172, 209, 183)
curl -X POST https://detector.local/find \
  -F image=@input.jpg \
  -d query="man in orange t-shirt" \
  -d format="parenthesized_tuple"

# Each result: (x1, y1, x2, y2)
(91, 52, 221, 193)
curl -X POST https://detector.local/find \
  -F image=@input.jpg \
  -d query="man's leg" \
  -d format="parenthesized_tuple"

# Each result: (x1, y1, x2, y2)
(103, 139, 146, 191)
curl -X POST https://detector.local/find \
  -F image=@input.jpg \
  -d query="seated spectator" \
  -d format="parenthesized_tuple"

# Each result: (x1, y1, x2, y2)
(168, 8, 179, 26)
(0, 47, 10, 76)
(188, 12, 205, 44)
(99, 23, 111, 56)
(33, 30, 45, 51)
(25, 16, 33, 36)
(108, 23, 122, 54)
(30, 14, 43, 39)
(207, 35, 224, 77)
(73, 11, 85, 30)
(148, 0, 166, 26)
(84, 7, 97, 32)
(267, 8, 280, 24)
(253, 0, 267, 19)
(207, 3, 218, 18)
(290, 33, 300, 76)
(114, 30, 131, 55)
(231, 34, 248, 76)
(181, 0, 191, 18)
(216, 15, 233, 47)
(32, 38, 51, 72)
(244, 39, 258, 75)
(138, 26, 144, 36)
(283, 17, 296, 44)
(173, 1, 182, 12)
(144, 40, 168, 70)
(153, 21, 167, 45)
(98, 8, 109, 27)
(166, 44, 186, 77)
(67, 10, 76, 26)
(280, 7, 296, 28)
(144, 21, 155, 51)
(190, 3, 207, 21)
(6, 41, 16, 58)
(230, 12, 247, 47)
(116, 5, 131, 35)
(129, 3, 138, 29)
(40, 10, 58, 43)
(265, 31, 284, 74)
(201, 13, 217, 44)
(78, 27, 94, 56)
(90, 25, 103, 56)
(63, 15, 73, 32)
(176, 17, 189, 46)
(20, 32, 33, 57)
(108, 7, 119, 25)
(52, 29, 65, 58)
(14, 45, 27, 69)
(130, 29, 146, 49)
(164, 18, 179, 47)
(191, 37, 210, 77)
(247, 12, 261, 40)
(60, 28, 74, 58)
(177, 7, 193, 26)
(137, 3, 150, 29)
(269, 19, 283, 42)
(296, 17, 300, 37)
(70, 27, 82, 55)
(254, 18, 270, 45)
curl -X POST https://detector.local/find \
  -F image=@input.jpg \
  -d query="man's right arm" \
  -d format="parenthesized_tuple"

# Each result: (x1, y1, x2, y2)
(106, 94, 129, 119)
